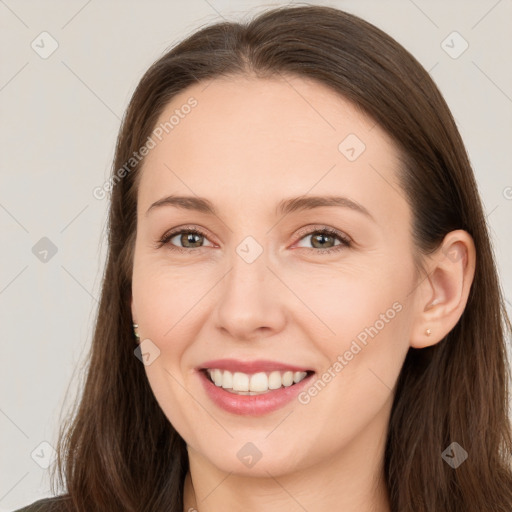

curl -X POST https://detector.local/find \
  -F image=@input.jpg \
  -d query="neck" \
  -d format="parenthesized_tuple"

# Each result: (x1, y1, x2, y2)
(183, 401, 392, 512)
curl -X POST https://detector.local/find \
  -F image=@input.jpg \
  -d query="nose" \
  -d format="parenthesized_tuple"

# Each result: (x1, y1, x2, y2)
(213, 246, 287, 342)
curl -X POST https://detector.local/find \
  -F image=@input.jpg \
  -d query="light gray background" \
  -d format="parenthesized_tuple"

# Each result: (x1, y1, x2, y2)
(1, 0, 511, 509)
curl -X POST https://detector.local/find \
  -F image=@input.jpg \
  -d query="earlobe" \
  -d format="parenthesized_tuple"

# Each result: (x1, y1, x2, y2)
(410, 230, 476, 349)
(130, 297, 141, 343)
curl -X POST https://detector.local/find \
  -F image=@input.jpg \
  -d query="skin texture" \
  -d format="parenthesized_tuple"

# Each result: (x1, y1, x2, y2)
(130, 75, 476, 512)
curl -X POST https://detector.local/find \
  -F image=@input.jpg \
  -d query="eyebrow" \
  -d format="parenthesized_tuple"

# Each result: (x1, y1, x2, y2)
(146, 194, 374, 220)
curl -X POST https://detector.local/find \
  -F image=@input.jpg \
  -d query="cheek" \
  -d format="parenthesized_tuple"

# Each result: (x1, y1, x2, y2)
(292, 265, 408, 340)
(132, 259, 206, 345)
(132, 260, 208, 438)
(299, 264, 413, 387)
(131, 259, 214, 433)
(142, 359, 207, 451)
(290, 282, 411, 455)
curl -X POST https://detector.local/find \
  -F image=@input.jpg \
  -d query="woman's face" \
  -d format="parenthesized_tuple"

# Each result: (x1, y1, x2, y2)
(131, 75, 419, 477)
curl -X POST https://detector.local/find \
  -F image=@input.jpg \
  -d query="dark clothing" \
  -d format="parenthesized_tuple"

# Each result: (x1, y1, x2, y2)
(13, 496, 69, 512)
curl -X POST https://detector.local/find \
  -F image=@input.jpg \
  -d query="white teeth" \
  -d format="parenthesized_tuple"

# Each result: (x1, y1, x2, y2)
(221, 370, 233, 389)
(232, 372, 249, 391)
(294, 371, 307, 383)
(206, 368, 309, 392)
(249, 372, 268, 392)
(212, 369, 223, 386)
(282, 371, 294, 387)
(268, 371, 282, 390)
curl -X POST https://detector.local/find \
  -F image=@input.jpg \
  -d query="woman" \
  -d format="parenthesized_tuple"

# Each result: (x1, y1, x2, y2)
(16, 4, 512, 511)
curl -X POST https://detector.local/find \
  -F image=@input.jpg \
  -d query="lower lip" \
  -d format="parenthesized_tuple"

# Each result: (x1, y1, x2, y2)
(198, 370, 315, 416)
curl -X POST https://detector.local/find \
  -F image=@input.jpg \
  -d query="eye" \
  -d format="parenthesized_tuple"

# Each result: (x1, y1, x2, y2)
(156, 225, 351, 255)
(156, 226, 214, 253)
(293, 226, 351, 255)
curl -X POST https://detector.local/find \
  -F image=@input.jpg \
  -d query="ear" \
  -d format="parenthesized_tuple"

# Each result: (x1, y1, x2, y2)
(410, 229, 476, 349)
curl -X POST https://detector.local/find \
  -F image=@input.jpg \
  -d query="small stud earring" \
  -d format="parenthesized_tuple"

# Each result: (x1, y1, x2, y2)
(133, 323, 140, 340)
(425, 328, 432, 336)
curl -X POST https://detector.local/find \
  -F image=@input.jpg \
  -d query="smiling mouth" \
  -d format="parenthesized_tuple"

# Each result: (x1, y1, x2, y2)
(202, 368, 315, 395)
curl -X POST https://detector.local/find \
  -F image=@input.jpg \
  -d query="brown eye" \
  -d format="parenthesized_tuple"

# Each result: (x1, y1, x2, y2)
(294, 227, 351, 254)
(174, 231, 204, 248)
(158, 227, 214, 252)
(309, 232, 338, 249)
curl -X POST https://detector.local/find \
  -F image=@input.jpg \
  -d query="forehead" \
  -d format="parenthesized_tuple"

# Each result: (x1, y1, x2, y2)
(137, 74, 407, 226)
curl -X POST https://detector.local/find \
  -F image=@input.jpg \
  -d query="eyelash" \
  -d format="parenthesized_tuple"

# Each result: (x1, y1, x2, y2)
(156, 225, 351, 255)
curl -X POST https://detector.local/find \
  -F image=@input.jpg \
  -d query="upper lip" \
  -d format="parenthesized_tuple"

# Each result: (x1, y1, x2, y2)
(199, 358, 313, 373)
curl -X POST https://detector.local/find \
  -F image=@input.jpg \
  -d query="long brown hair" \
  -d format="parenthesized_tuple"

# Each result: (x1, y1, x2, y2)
(50, 5, 512, 511)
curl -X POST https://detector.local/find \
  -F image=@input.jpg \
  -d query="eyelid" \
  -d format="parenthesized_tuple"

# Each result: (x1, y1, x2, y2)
(157, 224, 351, 253)
(156, 224, 217, 251)
(292, 224, 352, 245)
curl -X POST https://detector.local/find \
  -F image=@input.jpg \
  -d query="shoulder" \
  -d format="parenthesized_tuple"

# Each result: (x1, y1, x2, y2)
(13, 496, 71, 512)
